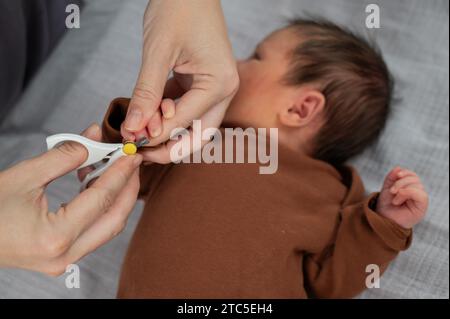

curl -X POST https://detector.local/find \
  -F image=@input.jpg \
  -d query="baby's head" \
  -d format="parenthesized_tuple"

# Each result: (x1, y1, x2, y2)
(224, 18, 393, 165)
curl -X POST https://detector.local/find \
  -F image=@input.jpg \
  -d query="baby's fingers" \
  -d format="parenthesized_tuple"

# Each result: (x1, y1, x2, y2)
(161, 98, 176, 119)
(382, 166, 403, 190)
(147, 110, 162, 138)
(392, 186, 428, 208)
(397, 168, 418, 179)
(391, 175, 423, 194)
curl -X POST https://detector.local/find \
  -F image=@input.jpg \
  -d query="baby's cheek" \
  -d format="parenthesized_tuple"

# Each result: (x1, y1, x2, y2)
(238, 64, 259, 89)
(240, 76, 265, 98)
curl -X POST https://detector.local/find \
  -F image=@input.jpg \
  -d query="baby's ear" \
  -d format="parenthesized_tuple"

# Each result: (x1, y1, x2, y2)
(279, 89, 325, 128)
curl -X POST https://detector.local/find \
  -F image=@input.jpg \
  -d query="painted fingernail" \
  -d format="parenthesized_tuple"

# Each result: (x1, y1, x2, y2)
(124, 109, 143, 131)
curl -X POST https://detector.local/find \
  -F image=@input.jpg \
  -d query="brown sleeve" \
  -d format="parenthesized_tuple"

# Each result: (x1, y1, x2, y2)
(101, 97, 171, 198)
(102, 97, 130, 144)
(303, 168, 413, 299)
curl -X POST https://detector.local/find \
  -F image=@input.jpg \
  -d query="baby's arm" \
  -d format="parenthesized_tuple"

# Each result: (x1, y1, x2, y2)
(303, 167, 428, 298)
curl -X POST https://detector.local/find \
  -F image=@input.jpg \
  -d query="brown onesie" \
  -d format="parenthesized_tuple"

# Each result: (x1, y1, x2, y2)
(102, 98, 412, 299)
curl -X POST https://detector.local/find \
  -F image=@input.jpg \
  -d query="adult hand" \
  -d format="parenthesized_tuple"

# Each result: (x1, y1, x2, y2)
(122, 0, 239, 163)
(0, 124, 142, 275)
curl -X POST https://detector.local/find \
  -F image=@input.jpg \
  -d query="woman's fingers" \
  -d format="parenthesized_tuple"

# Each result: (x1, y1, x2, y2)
(15, 124, 101, 187)
(123, 39, 172, 138)
(77, 124, 103, 182)
(63, 168, 140, 263)
(140, 100, 227, 163)
(54, 154, 142, 245)
(120, 123, 137, 142)
(121, 103, 170, 141)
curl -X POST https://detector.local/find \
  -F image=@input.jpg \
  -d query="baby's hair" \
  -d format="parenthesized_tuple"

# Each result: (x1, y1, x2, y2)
(284, 18, 394, 165)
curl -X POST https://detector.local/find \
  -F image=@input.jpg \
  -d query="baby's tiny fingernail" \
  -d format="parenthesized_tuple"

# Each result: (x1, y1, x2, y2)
(164, 108, 175, 119)
(151, 127, 162, 137)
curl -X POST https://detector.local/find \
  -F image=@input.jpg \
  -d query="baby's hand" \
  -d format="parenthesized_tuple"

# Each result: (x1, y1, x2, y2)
(376, 167, 429, 229)
(121, 98, 177, 142)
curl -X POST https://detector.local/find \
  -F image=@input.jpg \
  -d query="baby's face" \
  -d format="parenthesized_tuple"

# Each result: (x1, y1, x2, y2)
(224, 28, 298, 128)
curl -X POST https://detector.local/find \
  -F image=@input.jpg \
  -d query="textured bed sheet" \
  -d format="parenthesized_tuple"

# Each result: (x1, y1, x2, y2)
(0, 0, 448, 298)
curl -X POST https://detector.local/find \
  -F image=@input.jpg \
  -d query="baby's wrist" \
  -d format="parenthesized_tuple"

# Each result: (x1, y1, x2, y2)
(371, 193, 414, 230)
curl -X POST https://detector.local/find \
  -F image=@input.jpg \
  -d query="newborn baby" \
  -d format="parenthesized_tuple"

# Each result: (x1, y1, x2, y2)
(97, 19, 428, 298)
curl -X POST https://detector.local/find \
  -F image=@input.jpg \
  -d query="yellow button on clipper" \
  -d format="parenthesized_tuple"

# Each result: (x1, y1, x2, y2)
(122, 142, 138, 155)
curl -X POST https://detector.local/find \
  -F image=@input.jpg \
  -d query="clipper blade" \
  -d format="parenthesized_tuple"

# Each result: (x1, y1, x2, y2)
(135, 137, 149, 148)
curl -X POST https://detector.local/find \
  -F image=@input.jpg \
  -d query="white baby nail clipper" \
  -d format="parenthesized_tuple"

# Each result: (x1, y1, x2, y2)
(46, 133, 148, 190)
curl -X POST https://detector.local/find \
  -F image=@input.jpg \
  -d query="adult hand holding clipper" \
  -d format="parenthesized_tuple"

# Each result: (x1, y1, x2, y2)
(0, 124, 142, 275)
